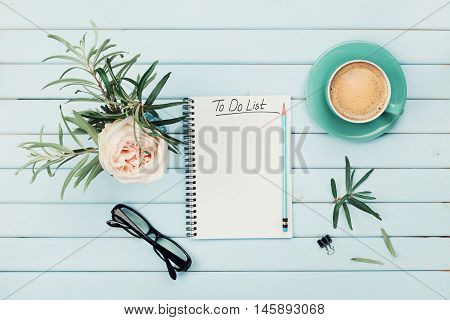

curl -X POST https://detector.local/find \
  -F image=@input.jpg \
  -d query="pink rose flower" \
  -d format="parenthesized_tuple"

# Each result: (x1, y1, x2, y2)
(98, 116, 168, 183)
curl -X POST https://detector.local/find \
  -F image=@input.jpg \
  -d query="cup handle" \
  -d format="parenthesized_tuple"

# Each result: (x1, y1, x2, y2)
(384, 103, 404, 116)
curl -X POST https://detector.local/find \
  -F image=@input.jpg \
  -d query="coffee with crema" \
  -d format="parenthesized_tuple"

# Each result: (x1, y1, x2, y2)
(329, 61, 389, 122)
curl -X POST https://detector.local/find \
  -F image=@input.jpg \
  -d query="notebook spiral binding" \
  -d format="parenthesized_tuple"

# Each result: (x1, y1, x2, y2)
(183, 98, 197, 237)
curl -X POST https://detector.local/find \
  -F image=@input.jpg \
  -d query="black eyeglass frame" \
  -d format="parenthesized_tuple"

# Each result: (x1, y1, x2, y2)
(107, 204, 192, 275)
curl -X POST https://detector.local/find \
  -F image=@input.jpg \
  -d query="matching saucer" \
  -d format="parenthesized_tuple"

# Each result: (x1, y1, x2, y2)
(306, 41, 407, 141)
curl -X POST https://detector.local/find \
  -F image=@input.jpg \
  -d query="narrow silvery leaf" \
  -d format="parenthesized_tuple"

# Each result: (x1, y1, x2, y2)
(58, 125, 63, 145)
(72, 112, 99, 145)
(60, 154, 89, 199)
(84, 162, 103, 191)
(43, 78, 96, 90)
(381, 228, 397, 258)
(42, 55, 83, 64)
(351, 258, 384, 265)
(74, 155, 99, 188)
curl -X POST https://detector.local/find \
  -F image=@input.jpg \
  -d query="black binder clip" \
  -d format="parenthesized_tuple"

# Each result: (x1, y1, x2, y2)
(317, 235, 335, 255)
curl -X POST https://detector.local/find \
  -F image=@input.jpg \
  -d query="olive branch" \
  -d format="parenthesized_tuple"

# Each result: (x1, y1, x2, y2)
(16, 21, 185, 199)
(330, 157, 382, 230)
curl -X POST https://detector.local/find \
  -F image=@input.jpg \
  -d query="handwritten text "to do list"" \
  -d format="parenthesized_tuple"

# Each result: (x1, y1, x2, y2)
(214, 98, 279, 116)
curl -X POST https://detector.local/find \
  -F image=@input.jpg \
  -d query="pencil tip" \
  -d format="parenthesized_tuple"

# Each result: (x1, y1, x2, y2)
(282, 103, 286, 115)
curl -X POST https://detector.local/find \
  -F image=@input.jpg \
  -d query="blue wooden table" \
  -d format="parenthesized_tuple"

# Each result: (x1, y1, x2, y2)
(0, 0, 449, 299)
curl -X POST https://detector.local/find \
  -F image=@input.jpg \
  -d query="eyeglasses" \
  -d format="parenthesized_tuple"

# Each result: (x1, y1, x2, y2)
(107, 204, 192, 280)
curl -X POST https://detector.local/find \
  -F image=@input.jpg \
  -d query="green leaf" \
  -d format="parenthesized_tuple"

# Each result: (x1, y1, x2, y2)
(66, 97, 103, 103)
(116, 54, 140, 79)
(59, 66, 88, 80)
(43, 78, 96, 90)
(350, 169, 355, 189)
(353, 168, 374, 191)
(153, 129, 184, 146)
(84, 162, 103, 191)
(351, 258, 384, 265)
(91, 20, 99, 48)
(142, 74, 157, 90)
(93, 39, 112, 64)
(353, 194, 376, 200)
(353, 191, 372, 195)
(144, 72, 171, 106)
(59, 82, 100, 92)
(53, 155, 78, 174)
(18, 142, 72, 153)
(167, 144, 180, 154)
(149, 115, 185, 127)
(332, 195, 348, 229)
(94, 51, 126, 67)
(343, 202, 353, 230)
(31, 159, 62, 183)
(47, 34, 83, 59)
(60, 154, 89, 199)
(105, 58, 129, 100)
(345, 156, 351, 193)
(60, 106, 84, 148)
(72, 112, 99, 145)
(78, 110, 124, 120)
(332, 202, 340, 229)
(137, 61, 158, 101)
(95, 67, 112, 98)
(347, 197, 382, 221)
(74, 155, 99, 188)
(381, 228, 397, 258)
(15, 158, 41, 175)
(148, 101, 185, 110)
(122, 77, 139, 87)
(331, 178, 337, 199)
(38, 126, 52, 156)
(42, 55, 83, 64)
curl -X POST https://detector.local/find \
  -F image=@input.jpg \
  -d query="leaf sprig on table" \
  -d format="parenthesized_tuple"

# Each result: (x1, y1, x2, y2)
(330, 157, 382, 230)
(16, 21, 186, 199)
(350, 228, 397, 265)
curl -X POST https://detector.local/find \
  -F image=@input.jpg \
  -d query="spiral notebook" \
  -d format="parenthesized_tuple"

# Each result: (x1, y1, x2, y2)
(183, 95, 292, 239)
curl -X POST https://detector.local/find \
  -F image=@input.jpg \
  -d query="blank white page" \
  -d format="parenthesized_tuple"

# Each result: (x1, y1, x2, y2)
(189, 95, 292, 239)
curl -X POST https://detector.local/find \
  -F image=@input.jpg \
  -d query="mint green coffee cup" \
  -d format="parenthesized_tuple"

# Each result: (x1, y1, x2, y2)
(326, 59, 402, 124)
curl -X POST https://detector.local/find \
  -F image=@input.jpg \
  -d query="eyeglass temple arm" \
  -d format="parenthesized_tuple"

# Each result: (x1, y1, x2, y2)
(113, 210, 188, 268)
(163, 255, 177, 280)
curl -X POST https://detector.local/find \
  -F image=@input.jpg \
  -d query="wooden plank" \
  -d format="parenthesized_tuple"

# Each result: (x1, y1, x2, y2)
(0, 237, 448, 271)
(5, 169, 450, 203)
(296, 169, 450, 202)
(4, 169, 186, 203)
(0, 65, 448, 99)
(3, 30, 450, 64)
(295, 134, 450, 168)
(5, 134, 450, 169)
(1, 100, 450, 135)
(1, 0, 449, 30)
(1, 203, 449, 238)
(0, 271, 448, 300)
